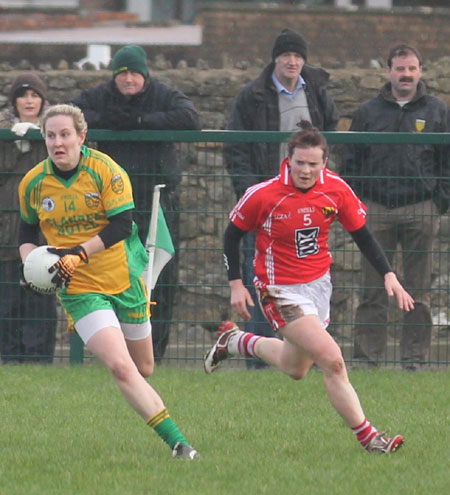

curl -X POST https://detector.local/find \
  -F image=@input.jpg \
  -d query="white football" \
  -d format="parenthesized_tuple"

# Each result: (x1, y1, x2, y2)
(23, 245, 60, 294)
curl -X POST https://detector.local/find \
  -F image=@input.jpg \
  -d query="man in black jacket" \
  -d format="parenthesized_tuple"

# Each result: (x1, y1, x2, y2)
(223, 28, 339, 368)
(72, 45, 201, 362)
(342, 44, 449, 370)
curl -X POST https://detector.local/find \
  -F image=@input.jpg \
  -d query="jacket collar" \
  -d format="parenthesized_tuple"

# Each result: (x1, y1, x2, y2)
(380, 79, 428, 105)
(252, 62, 331, 100)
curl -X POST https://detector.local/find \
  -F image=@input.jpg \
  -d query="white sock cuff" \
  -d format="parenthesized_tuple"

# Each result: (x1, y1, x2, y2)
(227, 331, 244, 356)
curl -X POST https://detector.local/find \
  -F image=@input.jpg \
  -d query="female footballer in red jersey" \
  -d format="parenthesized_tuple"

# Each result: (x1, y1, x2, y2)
(18, 104, 198, 459)
(205, 121, 414, 454)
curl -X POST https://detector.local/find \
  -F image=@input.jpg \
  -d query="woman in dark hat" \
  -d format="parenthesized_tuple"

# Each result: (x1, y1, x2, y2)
(1, 72, 48, 135)
(0, 73, 57, 363)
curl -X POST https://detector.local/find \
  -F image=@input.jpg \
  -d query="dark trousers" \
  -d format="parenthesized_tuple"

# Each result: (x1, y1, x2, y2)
(242, 232, 278, 369)
(353, 200, 438, 367)
(0, 260, 57, 363)
(133, 190, 179, 362)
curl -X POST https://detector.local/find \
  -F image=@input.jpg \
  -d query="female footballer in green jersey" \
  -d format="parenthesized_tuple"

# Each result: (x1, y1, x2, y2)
(18, 104, 199, 460)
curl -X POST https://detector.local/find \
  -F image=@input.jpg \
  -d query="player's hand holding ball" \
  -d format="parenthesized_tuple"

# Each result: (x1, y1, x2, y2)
(48, 245, 89, 288)
(20, 262, 39, 294)
(22, 245, 61, 294)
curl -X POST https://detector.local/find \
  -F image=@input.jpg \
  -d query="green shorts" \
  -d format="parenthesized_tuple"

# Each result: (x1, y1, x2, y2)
(60, 277, 150, 325)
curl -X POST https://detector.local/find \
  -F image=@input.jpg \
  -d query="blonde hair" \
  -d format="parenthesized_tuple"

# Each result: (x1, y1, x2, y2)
(40, 104, 88, 136)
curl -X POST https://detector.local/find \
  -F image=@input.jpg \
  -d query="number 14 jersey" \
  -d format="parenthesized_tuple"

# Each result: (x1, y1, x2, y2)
(230, 161, 367, 285)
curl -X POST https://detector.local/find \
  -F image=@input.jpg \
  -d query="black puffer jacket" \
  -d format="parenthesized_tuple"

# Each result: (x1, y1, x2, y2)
(224, 63, 339, 197)
(342, 81, 450, 212)
(71, 77, 201, 192)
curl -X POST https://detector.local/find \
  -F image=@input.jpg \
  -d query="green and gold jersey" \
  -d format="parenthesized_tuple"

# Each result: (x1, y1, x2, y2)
(19, 146, 148, 295)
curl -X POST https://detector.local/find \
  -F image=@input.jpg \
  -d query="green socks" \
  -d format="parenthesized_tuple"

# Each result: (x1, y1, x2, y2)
(147, 408, 188, 449)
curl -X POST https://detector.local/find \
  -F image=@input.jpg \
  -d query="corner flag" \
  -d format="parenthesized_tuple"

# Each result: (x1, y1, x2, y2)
(148, 205, 175, 289)
(144, 185, 175, 298)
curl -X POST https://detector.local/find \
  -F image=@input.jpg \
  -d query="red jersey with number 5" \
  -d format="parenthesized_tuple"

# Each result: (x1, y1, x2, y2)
(230, 160, 367, 285)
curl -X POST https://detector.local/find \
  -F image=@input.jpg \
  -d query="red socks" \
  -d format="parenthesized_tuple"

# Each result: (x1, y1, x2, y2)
(236, 332, 262, 358)
(351, 418, 377, 448)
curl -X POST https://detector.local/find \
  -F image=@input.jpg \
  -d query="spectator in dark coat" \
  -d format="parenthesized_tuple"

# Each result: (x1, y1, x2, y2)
(72, 45, 201, 361)
(341, 44, 450, 370)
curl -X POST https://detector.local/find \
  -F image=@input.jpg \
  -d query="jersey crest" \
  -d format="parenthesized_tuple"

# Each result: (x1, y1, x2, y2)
(42, 197, 56, 212)
(111, 174, 124, 194)
(85, 192, 100, 209)
(322, 206, 336, 218)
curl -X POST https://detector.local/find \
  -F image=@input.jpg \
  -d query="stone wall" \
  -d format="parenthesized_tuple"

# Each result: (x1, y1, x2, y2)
(0, 61, 449, 344)
(1, 4, 450, 71)
(198, 3, 450, 68)
(2, 57, 449, 128)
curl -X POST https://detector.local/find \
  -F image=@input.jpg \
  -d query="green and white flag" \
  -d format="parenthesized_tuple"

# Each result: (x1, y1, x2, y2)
(143, 185, 175, 298)
(144, 204, 175, 291)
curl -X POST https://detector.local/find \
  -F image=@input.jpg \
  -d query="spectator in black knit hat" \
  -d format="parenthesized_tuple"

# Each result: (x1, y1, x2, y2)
(223, 28, 339, 369)
(0, 73, 57, 363)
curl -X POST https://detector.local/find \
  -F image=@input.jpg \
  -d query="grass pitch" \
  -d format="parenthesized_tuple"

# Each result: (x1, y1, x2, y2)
(1, 365, 448, 495)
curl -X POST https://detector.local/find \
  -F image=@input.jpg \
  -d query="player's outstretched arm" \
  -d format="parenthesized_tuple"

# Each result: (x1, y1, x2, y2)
(350, 226, 414, 311)
(384, 272, 415, 311)
(229, 279, 255, 321)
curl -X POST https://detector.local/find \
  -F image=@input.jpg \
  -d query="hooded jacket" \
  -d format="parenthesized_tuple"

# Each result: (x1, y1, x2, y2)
(224, 63, 339, 197)
(342, 80, 450, 212)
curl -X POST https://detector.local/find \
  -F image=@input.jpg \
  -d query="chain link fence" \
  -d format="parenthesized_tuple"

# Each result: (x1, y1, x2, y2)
(0, 129, 449, 368)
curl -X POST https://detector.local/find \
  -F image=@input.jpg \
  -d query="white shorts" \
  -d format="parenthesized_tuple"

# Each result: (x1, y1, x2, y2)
(257, 271, 332, 331)
(75, 309, 152, 344)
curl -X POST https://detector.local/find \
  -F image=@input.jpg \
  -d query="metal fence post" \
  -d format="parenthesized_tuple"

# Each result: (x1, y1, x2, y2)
(69, 332, 84, 364)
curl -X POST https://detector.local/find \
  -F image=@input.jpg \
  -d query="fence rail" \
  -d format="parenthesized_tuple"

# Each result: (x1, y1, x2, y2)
(0, 130, 448, 368)
(2, 128, 450, 143)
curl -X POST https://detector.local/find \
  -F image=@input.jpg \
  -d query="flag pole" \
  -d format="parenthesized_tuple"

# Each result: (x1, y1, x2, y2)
(145, 184, 166, 302)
